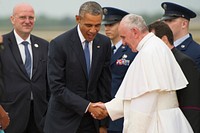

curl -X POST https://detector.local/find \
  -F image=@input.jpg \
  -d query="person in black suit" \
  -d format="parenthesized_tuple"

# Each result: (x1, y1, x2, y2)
(0, 36, 10, 132)
(161, 2, 200, 71)
(148, 21, 200, 133)
(44, 1, 111, 133)
(0, 36, 4, 98)
(0, 3, 49, 133)
(102, 7, 137, 133)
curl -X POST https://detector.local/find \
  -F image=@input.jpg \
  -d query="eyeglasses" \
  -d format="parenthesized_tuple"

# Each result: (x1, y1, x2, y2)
(14, 16, 36, 21)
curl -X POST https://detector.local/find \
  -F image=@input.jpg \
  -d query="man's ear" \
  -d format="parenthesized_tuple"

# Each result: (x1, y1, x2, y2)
(161, 35, 170, 45)
(10, 16, 15, 25)
(131, 27, 140, 39)
(75, 15, 81, 24)
(161, 35, 168, 43)
(182, 19, 189, 29)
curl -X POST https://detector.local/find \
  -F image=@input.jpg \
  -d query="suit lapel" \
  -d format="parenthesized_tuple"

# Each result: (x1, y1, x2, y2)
(8, 32, 28, 77)
(30, 36, 40, 77)
(111, 45, 127, 65)
(90, 37, 101, 79)
(70, 28, 88, 79)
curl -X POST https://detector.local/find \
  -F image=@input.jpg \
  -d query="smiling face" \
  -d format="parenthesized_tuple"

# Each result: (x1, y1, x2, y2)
(76, 13, 102, 42)
(10, 3, 35, 40)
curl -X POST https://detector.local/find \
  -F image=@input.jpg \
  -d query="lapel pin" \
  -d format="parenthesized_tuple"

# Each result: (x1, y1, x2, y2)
(97, 45, 100, 49)
(181, 45, 185, 48)
(122, 54, 128, 59)
(34, 44, 39, 48)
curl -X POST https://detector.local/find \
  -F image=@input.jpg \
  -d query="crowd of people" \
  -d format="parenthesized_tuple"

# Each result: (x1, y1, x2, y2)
(0, 1, 199, 133)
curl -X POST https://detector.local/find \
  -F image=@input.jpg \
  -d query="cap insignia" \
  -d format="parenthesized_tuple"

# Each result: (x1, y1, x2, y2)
(163, 3, 167, 10)
(103, 8, 108, 15)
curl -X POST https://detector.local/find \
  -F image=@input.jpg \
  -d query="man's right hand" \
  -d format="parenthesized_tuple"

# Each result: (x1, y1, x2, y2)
(0, 105, 10, 130)
(88, 103, 108, 120)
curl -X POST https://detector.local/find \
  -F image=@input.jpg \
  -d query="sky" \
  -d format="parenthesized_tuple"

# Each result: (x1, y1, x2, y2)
(0, 0, 199, 18)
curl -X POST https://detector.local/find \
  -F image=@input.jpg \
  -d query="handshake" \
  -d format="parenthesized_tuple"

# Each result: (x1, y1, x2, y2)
(88, 102, 108, 120)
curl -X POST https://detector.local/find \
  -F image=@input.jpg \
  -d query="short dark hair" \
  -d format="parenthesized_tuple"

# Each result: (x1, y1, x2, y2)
(79, 1, 103, 17)
(148, 21, 174, 45)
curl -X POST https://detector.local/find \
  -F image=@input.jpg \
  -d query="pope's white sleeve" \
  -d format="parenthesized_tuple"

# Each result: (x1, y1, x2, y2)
(127, 91, 159, 133)
(105, 98, 124, 121)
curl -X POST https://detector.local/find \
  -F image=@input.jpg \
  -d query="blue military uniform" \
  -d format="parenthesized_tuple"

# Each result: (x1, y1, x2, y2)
(110, 44, 136, 133)
(102, 7, 137, 133)
(161, 2, 200, 71)
(176, 34, 200, 71)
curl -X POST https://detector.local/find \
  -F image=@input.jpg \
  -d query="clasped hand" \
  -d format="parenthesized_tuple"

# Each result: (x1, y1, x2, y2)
(0, 105, 10, 130)
(88, 102, 108, 120)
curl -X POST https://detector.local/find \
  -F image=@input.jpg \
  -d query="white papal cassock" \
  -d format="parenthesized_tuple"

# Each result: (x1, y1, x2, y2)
(105, 33, 193, 133)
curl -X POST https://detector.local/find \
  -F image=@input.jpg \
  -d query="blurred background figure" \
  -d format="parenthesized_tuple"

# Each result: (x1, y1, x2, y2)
(148, 21, 200, 133)
(0, 3, 49, 133)
(161, 2, 200, 71)
(0, 36, 10, 133)
(102, 7, 137, 133)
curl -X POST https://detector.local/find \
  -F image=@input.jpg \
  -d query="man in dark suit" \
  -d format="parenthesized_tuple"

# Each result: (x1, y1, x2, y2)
(102, 7, 137, 133)
(148, 21, 200, 133)
(44, 1, 111, 133)
(0, 3, 49, 133)
(161, 2, 200, 71)
(0, 36, 10, 131)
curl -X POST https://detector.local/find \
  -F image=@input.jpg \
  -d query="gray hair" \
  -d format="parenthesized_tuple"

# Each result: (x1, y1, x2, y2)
(122, 14, 148, 32)
(79, 1, 103, 17)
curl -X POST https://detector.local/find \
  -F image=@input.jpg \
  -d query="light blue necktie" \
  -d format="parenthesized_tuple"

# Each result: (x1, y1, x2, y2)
(21, 41, 32, 78)
(84, 41, 90, 76)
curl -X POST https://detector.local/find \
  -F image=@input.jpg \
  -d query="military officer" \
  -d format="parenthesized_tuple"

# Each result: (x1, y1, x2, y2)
(161, 2, 200, 71)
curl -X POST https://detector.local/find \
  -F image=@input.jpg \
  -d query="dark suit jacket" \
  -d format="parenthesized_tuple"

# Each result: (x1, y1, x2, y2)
(44, 27, 112, 133)
(176, 34, 200, 71)
(108, 45, 137, 132)
(172, 47, 200, 133)
(0, 31, 49, 133)
(0, 43, 4, 96)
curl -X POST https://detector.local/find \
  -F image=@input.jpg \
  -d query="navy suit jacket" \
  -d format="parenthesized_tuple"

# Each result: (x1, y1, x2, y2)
(172, 47, 200, 133)
(109, 45, 137, 131)
(176, 34, 200, 71)
(0, 31, 49, 133)
(44, 26, 112, 133)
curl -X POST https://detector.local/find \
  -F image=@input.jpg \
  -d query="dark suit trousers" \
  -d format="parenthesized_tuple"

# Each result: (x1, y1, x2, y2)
(76, 112, 97, 133)
(182, 109, 200, 133)
(23, 101, 41, 133)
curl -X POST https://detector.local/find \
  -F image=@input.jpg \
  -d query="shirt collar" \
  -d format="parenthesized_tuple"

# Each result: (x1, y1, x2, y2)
(112, 40, 122, 51)
(174, 34, 190, 47)
(14, 30, 31, 45)
(77, 25, 85, 44)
